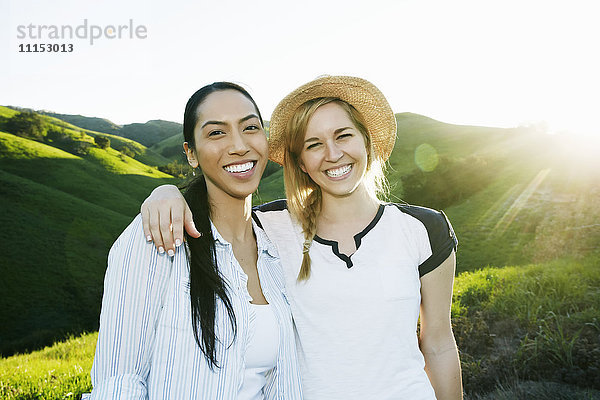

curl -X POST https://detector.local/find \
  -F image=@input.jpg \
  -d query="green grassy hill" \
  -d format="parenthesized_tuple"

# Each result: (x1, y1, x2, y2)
(0, 169, 128, 355)
(2, 106, 172, 167)
(40, 112, 121, 135)
(120, 120, 181, 147)
(0, 108, 177, 356)
(38, 109, 181, 147)
(385, 114, 600, 273)
(150, 132, 186, 161)
(0, 133, 171, 215)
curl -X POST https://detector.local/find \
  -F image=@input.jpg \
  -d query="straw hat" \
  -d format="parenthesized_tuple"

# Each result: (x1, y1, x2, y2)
(268, 75, 397, 165)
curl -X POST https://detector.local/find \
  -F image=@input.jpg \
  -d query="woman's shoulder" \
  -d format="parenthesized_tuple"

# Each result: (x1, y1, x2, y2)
(252, 200, 301, 248)
(111, 213, 144, 249)
(386, 203, 458, 276)
(252, 200, 293, 229)
(253, 199, 288, 213)
(112, 213, 164, 253)
(386, 203, 452, 228)
(109, 214, 176, 275)
(384, 202, 457, 248)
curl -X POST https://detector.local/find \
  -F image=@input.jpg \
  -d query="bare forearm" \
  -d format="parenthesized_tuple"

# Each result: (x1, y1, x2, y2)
(423, 344, 463, 400)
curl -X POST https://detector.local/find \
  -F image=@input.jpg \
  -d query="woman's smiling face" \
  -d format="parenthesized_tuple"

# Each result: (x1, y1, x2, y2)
(299, 102, 369, 198)
(184, 89, 268, 200)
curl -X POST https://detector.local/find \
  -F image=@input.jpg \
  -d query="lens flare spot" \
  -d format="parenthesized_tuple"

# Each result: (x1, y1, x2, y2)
(415, 143, 439, 172)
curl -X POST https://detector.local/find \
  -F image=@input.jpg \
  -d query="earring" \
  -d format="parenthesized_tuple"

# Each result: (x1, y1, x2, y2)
(192, 169, 196, 176)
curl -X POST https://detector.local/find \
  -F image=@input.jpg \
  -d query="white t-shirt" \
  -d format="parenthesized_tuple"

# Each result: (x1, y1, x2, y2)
(252, 201, 457, 400)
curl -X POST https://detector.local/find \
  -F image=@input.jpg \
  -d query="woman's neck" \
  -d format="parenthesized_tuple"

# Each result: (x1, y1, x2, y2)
(206, 184, 254, 244)
(319, 183, 380, 225)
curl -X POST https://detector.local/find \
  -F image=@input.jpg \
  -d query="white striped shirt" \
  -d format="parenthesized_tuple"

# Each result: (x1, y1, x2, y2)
(86, 214, 303, 399)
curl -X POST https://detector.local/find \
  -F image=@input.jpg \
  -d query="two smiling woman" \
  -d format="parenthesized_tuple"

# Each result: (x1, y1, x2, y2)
(87, 76, 463, 399)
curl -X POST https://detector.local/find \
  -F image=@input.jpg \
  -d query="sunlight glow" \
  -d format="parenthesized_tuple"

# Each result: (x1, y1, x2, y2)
(494, 169, 551, 235)
(414, 144, 439, 172)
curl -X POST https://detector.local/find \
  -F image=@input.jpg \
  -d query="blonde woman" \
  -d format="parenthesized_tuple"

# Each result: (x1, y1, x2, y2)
(141, 76, 462, 399)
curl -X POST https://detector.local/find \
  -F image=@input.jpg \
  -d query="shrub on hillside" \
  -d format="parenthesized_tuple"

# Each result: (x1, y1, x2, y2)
(44, 129, 91, 156)
(94, 136, 110, 149)
(158, 160, 191, 178)
(71, 141, 91, 156)
(3, 111, 45, 140)
(120, 144, 136, 158)
(45, 128, 69, 143)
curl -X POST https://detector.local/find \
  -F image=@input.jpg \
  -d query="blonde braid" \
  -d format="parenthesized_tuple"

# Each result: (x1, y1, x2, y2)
(297, 189, 321, 281)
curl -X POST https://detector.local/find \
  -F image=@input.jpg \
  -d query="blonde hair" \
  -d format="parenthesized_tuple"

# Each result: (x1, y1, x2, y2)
(283, 97, 388, 281)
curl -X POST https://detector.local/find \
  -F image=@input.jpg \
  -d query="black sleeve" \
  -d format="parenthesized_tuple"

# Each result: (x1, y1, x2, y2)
(395, 205, 458, 277)
(251, 199, 288, 229)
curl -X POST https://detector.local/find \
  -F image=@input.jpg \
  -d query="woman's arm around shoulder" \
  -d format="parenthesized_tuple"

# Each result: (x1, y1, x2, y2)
(419, 251, 463, 400)
(140, 184, 200, 255)
(89, 215, 173, 399)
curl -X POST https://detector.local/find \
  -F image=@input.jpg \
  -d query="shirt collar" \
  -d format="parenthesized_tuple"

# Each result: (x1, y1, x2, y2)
(209, 220, 229, 246)
(209, 219, 278, 258)
(252, 218, 279, 258)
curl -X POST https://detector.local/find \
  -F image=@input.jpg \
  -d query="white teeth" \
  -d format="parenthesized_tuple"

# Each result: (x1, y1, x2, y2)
(325, 164, 352, 177)
(224, 161, 254, 173)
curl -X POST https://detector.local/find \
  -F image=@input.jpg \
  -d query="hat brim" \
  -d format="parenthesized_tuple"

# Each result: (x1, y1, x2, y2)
(268, 76, 397, 165)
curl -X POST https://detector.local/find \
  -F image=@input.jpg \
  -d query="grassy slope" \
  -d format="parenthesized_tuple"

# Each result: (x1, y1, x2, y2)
(2, 106, 171, 167)
(44, 114, 171, 167)
(40, 111, 121, 134)
(2, 258, 598, 399)
(149, 132, 186, 161)
(454, 258, 600, 395)
(444, 135, 599, 272)
(0, 132, 172, 216)
(0, 131, 177, 355)
(0, 169, 128, 355)
(83, 131, 170, 167)
(119, 120, 181, 147)
(382, 113, 600, 273)
(0, 107, 19, 119)
(0, 333, 97, 399)
(37, 109, 181, 147)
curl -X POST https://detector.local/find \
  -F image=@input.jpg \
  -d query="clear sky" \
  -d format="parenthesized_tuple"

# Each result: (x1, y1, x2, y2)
(1, 0, 598, 138)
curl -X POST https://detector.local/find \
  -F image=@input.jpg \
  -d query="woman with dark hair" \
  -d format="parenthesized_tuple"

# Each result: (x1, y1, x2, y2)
(86, 83, 302, 399)
(140, 76, 463, 399)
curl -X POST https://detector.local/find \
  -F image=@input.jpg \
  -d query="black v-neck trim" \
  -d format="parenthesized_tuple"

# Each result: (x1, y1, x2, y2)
(312, 236, 353, 268)
(313, 204, 385, 268)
